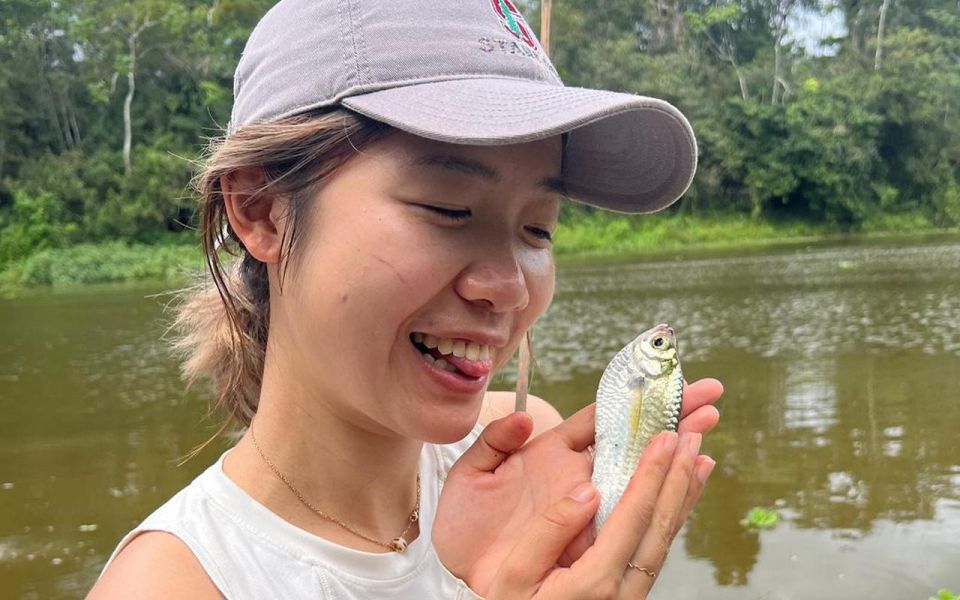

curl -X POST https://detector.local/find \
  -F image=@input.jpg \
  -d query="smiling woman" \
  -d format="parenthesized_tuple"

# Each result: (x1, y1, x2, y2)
(86, 1, 721, 599)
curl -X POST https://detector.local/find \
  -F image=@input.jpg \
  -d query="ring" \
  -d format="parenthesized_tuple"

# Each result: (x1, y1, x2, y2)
(626, 562, 657, 579)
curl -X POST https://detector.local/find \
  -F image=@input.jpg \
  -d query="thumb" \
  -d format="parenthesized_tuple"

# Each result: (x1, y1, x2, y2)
(450, 412, 534, 475)
(490, 483, 599, 596)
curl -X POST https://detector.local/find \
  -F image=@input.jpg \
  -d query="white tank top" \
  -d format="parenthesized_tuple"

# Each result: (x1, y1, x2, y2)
(99, 424, 485, 599)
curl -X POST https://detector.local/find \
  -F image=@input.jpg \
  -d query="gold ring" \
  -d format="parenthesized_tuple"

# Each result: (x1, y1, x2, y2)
(626, 562, 657, 579)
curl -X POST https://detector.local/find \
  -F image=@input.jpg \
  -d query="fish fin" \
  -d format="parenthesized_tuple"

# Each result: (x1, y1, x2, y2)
(628, 383, 646, 456)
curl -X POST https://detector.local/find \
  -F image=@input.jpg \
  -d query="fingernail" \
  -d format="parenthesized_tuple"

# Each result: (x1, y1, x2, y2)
(568, 482, 596, 503)
(680, 432, 702, 457)
(695, 457, 716, 485)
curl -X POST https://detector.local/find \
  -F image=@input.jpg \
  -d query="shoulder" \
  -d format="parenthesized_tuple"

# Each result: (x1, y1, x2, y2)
(479, 391, 563, 438)
(87, 531, 224, 600)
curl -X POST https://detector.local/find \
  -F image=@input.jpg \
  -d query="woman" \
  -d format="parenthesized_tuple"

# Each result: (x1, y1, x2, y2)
(89, 1, 722, 598)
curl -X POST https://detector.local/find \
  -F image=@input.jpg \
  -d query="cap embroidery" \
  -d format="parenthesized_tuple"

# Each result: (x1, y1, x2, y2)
(489, 0, 537, 50)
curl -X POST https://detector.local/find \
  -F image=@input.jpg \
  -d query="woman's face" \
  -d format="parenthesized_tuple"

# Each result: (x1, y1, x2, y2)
(271, 131, 562, 443)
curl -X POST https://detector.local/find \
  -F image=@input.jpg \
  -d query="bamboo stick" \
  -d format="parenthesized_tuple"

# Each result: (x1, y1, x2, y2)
(541, 0, 552, 57)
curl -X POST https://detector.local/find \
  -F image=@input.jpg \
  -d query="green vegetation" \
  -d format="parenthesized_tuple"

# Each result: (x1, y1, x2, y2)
(1, 210, 954, 294)
(742, 507, 780, 529)
(557, 210, 820, 256)
(1, 0, 958, 287)
(0, 239, 203, 294)
(552, 209, 955, 257)
(930, 590, 960, 600)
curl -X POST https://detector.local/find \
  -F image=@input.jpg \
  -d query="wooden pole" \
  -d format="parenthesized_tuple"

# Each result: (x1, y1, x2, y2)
(515, 331, 531, 412)
(541, 0, 552, 57)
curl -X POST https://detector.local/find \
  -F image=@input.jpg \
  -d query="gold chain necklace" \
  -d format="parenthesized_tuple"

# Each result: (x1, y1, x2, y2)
(249, 426, 420, 553)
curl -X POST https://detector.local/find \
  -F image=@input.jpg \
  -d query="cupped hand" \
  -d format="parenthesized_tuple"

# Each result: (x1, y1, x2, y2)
(434, 378, 723, 598)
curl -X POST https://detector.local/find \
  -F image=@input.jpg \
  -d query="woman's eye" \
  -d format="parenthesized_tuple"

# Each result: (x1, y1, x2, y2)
(526, 226, 553, 242)
(418, 204, 471, 221)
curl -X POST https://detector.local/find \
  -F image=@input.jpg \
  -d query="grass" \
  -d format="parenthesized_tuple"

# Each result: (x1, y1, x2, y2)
(0, 240, 205, 296)
(552, 210, 951, 258)
(1, 212, 955, 295)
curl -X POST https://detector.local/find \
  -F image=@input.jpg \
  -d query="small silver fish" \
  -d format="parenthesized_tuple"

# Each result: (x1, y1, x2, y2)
(592, 323, 683, 530)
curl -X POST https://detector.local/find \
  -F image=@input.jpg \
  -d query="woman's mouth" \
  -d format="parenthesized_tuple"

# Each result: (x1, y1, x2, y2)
(409, 332, 494, 380)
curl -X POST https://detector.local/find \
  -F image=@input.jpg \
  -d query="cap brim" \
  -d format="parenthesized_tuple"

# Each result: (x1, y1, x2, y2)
(341, 78, 697, 214)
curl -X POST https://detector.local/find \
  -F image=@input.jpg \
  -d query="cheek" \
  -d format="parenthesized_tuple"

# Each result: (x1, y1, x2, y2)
(523, 249, 556, 318)
(301, 213, 453, 330)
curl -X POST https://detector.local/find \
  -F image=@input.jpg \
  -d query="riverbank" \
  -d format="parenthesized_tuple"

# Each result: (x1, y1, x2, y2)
(551, 210, 951, 257)
(0, 239, 204, 295)
(1, 213, 955, 295)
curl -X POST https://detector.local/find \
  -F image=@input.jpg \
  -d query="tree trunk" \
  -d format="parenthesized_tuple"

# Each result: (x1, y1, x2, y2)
(647, 0, 684, 52)
(736, 67, 749, 101)
(34, 34, 68, 152)
(771, 0, 796, 105)
(123, 32, 135, 178)
(123, 16, 153, 178)
(772, 41, 782, 104)
(703, 29, 748, 101)
(874, 0, 892, 71)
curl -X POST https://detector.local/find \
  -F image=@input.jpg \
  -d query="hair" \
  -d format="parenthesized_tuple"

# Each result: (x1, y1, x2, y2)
(172, 109, 393, 458)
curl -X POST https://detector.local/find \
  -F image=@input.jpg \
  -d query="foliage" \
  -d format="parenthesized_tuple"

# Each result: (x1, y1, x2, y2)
(555, 209, 826, 256)
(0, 0, 958, 277)
(742, 507, 780, 529)
(930, 590, 960, 600)
(2, 239, 203, 288)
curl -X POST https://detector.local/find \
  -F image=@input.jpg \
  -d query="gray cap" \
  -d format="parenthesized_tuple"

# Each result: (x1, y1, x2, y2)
(229, 0, 697, 214)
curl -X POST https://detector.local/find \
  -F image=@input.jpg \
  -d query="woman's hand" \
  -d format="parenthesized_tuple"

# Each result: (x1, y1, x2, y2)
(434, 379, 722, 598)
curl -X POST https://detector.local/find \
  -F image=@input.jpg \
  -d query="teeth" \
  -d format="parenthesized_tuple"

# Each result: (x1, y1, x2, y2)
(465, 342, 480, 361)
(438, 338, 454, 355)
(413, 333, 493, 362)
(434, 358, 457, 373)
(423, 353, 435, 363)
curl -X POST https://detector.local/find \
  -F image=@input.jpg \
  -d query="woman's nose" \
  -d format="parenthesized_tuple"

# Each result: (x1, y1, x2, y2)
(454, 251, 530, 313)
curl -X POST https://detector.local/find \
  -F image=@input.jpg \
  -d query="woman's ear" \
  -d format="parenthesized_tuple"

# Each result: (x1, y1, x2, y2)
(221, 167, 286, 264)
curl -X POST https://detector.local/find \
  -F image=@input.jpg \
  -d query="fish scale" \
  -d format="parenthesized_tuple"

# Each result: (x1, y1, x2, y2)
(592, 324, 684, 531)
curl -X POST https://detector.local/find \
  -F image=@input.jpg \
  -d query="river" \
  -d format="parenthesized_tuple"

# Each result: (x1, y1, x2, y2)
(2, 236, 959, 599)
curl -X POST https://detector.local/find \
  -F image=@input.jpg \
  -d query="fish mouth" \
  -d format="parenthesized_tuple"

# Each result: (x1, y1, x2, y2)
(655, 323, 675, 337)
(408, 333, 493, 379)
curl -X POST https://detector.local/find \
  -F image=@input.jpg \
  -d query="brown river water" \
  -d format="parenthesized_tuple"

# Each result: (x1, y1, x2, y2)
(2, 236, 959, 599)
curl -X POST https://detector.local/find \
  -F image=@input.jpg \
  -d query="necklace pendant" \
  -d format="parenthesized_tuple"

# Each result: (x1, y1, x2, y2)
(389, 537, 408, 553)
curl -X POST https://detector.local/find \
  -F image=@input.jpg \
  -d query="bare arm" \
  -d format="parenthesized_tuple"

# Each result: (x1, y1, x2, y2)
(87, 531, 224, 600)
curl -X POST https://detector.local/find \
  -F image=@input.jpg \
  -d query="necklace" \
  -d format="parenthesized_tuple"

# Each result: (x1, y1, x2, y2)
(249, 426, 420, 553)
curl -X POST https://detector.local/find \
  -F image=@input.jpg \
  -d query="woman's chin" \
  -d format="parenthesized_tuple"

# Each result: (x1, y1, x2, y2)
(413, 411, 482, 446)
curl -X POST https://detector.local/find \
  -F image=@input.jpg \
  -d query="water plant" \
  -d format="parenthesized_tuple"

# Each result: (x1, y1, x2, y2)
(930, 590, 960, 600)
(742, 507, 780, 530)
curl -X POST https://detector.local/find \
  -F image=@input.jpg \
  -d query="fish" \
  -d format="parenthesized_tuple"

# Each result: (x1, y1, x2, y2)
(591, 323, 683, 531)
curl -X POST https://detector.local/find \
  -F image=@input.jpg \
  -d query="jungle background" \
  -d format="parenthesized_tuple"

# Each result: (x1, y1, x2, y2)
(1, 0, 958, 287)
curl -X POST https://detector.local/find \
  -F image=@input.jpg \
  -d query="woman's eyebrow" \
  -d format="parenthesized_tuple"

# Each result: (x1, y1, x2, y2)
(413, 153, 500, 181)
(537, 176, 567, 196)
(412, 153, 566, 195)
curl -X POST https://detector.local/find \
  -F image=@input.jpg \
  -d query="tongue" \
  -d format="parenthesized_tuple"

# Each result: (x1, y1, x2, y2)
(444, 354, 493, 378)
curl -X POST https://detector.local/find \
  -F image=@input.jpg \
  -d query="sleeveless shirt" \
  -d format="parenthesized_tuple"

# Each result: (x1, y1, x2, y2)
(98, 424, 485, 599)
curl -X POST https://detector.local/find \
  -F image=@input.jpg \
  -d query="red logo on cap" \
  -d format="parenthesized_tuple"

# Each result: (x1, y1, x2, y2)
(489, 0, 537, 49)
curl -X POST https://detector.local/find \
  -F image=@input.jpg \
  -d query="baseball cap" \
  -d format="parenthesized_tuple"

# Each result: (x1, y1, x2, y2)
(228, 0, 697, 214)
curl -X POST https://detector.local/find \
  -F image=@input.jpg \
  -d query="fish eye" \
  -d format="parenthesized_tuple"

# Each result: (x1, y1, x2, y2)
(653, 337, 664, 348)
